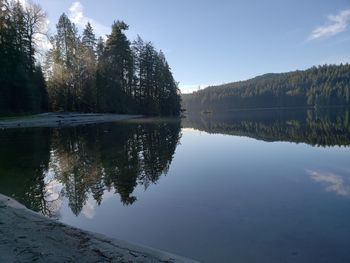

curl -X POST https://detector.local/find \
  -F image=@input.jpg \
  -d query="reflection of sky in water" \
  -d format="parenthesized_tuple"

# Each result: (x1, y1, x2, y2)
(307, 170, 350, 196)
(54, 128, 350, 263)
(1, 114, 350, 262)
(81, 197, 97, 219)
(81, 191, 115, 219)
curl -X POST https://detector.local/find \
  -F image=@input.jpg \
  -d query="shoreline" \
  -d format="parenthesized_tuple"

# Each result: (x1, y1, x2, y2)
(0, 193, 198, 263)
(0, 112, 143, 129)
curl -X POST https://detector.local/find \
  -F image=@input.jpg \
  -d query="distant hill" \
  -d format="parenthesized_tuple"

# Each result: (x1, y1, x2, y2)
(182, 64, 350, 112)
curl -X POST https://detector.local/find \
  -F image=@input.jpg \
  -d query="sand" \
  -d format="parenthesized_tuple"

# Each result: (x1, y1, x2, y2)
(0, 194, 199, 263)
(0, 112, 143, 129)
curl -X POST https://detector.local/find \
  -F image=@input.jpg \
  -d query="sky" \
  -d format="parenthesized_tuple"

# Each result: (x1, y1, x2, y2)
(26, 0, 350, 93)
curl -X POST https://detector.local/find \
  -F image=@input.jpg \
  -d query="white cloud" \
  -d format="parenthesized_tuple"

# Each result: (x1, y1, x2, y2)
(81, 197, 97, 219)
(307, 170, 350, 196)
(309, 9, 350, 40)
(69, 1, 110, 38)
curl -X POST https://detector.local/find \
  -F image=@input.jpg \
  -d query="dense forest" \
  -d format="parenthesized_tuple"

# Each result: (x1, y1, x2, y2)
(0, 0, 181, 116)
(183, 64, 350, 112)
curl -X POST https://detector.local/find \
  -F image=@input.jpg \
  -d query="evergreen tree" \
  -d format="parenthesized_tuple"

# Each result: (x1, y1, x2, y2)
(80, 22, 97, 111)
(96, 21, 133, 112)
(2, 6, 181, 116)
(96, 36, 105, 60)
(47, 13, 79, 111)
(183, 64, 350, 113)
(0, 0, 48, 114)
(82, 22, 95, 50)
(131, 37, 181, 116)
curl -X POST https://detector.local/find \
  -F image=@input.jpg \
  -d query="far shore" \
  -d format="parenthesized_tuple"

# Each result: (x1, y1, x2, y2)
(0, 112, 143, 129)
(0, 193, 198, 263)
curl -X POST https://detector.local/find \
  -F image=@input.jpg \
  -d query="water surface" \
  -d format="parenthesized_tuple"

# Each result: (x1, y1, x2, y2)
(1, 109, 350, 262)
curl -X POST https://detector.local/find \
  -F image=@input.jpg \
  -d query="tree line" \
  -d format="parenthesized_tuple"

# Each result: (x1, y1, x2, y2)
(0, 0, 181, 116)
(182, 64, 350, 112)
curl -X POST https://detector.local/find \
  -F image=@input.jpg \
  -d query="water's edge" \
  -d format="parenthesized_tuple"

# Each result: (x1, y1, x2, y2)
(0, 193, 199, 263)
(0, 113, 143, 129)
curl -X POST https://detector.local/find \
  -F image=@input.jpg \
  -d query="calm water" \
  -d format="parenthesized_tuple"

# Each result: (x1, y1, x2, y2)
(1, 108, 350, 262)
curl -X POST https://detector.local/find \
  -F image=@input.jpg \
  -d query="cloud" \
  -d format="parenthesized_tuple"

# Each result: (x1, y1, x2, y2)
(307, 170, 350, 196)
(81, 197, 97, 219)
(44, 178, 59, 197)
(309, 9, 350, 40)
(69, 1, 110, 37)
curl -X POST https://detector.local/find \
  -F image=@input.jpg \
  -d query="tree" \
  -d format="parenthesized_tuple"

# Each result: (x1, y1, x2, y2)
(82, 22, 95, 50)
(79, 22, 97, 111)
(131, 37, 181, 116)
(22, 1, 47, 71)
(183, 64, 350, 113)
(2, 7, 181, 116)
(96, 36, 104, 60)
(96, 20, 133, 112)
(46, 13, 79, 111)
(0, 0, 48, 114)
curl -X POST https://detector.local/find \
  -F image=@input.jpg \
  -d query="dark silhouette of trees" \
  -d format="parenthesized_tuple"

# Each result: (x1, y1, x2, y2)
(131, 37, 181, 116)
(93, 23, 181, 115)
(44, 15, 181, 116)
(96, 21, 133, 113)
(0, 0, 49, 114)
(1, 2, 181, 116)
(22, 1, 47, 72)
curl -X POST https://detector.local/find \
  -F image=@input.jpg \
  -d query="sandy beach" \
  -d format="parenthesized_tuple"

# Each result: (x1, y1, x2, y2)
(0, 113, 143, 129)
(0, 194, 198, 263)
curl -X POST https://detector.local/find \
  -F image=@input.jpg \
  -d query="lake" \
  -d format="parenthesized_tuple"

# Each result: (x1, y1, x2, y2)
(1, 108, 350, 262)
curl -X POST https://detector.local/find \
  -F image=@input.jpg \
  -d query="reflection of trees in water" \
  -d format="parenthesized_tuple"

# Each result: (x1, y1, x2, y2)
(52, 121, 181, 214)
(0, 121, 181, 217)
(184, 108, 350, 147)
(0, 128, 60, 218)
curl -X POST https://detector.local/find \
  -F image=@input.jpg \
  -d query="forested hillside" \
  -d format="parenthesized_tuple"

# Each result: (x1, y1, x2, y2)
(0, 0, 181, 116)
(183, 64, 350, 112)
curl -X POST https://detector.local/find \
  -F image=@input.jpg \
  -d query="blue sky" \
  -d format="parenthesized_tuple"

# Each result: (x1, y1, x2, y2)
(30, 0, 350, 93)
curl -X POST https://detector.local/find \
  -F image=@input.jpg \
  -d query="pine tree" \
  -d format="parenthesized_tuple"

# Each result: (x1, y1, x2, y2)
(80, 22, 97, 111)
(96, 36, 104, 60)
(47, 13, 80, 111)
(82, 22, 95, 51)
(96, 20, 133, 112)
